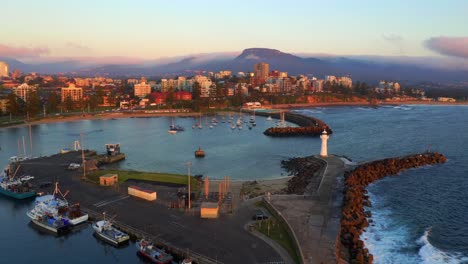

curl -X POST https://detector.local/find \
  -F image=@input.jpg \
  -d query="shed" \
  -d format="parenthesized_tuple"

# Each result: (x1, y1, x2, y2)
(200, 202, 219, 219)
(128, 185, 157, 201)
(99, 174, 118, 186)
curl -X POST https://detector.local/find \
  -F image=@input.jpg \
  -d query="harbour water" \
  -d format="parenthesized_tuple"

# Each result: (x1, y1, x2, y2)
(1, 105, 467, 263)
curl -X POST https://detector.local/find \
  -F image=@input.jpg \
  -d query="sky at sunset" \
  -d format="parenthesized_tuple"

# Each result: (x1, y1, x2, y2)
(1, 0, 467, 62)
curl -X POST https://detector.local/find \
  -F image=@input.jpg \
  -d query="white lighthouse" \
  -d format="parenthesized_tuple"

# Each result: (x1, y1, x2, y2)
(320, 129, 329, 157)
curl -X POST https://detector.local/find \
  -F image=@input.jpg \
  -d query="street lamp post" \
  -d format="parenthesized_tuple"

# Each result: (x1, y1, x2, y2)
(187, 161, 191, 209)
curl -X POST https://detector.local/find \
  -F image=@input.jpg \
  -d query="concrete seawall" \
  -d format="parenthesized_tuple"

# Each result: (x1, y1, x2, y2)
(268, 155, 345, 264)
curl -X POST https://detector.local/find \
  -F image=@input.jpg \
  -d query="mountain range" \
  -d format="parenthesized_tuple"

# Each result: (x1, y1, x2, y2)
(2, 48, 468, 82)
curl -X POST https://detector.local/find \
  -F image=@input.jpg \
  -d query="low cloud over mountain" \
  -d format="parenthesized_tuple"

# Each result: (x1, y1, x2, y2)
(0, 43, 49, 57)
(425, 37, 468, 58)
(1, 47, 467, 82)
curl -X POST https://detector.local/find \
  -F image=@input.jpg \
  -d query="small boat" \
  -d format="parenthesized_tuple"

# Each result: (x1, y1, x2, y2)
(266, 116, 273, 121)
(30, 182, 89, 226)
(209, 125, 213, 129)
(252, 122, 256, 126)
(168, 130, 177, 134)
(60, 148, 71, 154)
(169, 118, 184, 132)
(194, 147, 205, 158)
(27, 209, 70, 233)
(231, 125, 236, 130)
(93, 219, 130, 246)
(0, 163, 36, 199)
(136, 239, 173, 264)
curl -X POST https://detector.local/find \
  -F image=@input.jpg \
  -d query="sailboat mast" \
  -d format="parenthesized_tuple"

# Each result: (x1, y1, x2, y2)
(29, 124, 33, 157)
(22, 136, 26, 158)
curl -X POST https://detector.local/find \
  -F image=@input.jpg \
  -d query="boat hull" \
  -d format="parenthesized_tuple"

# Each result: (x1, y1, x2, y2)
(69, 214, 89, 225)
(94, 231, 129, 246)
(30, 219, 68, 234)
(137, 250, 173, 264)
(0, 188, 36, 199)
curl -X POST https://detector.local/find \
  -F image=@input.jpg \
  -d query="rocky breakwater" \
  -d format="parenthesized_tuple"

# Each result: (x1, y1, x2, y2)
(339, 152, 447, 263)
(281, 156, 326, 194)
(262, 112, 332, 137)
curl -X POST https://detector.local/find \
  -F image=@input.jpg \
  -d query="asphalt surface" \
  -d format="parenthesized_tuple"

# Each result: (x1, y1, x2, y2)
(18, 151, 283, 264)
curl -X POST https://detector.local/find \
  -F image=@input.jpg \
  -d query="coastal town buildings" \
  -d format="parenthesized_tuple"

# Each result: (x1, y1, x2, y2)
(253, 62, 269, 86)
(0, 61, 9, 78)
(13, 83, 36, 102)
(0, 98, 8, 113)
(134, 79, 151, 98)
(61, 83, 83, 102)
(377, 81, 401, 94)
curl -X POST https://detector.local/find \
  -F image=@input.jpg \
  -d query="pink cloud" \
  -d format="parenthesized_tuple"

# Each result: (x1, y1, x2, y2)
(425, 37, 468, 58)
(0, 43, 49, 57)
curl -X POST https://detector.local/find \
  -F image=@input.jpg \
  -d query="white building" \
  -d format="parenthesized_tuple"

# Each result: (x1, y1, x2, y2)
(61, 83, 83, 102)
(0, 61, 9, 78)
(134, 81, 151, 98)
(325, 75, 337, 83)
(194, 75, 213, 98)
(13, 83, 36, 102)
(339, 76, 353, 88)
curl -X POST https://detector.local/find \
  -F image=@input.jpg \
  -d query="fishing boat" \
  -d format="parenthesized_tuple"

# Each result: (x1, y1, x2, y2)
(136, 239, 173, 264)
(93, 217, 130, 246)
(194, 147, 205, 158)
(30, 182, 89, 226)
(27, 202, 70, 233)
(0, 163, 36, 199)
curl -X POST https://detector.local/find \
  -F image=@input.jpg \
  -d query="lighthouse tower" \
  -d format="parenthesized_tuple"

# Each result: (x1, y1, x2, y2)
(320, 129, 329, 157)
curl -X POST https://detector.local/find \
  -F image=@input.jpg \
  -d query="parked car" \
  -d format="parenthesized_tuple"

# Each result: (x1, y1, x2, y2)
(68, 163, 81, 170)
(252, 210, 269, 221)
(20, 175, 34, 182)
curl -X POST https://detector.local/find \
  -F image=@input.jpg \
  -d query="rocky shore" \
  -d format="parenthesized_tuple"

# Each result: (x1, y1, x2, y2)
(258, 111, 332, 137)
(281, 156, 326, 194)
(339, 152, 447, 263)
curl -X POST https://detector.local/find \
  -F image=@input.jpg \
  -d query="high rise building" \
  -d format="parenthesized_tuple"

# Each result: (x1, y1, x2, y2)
(0, 61, 9, 78)
(61, 83, 83, 102)
(13, 83, 36, 102)
(134, 80, 151, 98)
(253, 62, 269, 85)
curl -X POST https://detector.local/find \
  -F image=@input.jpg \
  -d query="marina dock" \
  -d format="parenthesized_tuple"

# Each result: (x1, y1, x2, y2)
(16, 151, 283, 264)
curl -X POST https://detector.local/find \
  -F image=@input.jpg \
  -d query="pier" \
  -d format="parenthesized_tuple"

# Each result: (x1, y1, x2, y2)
(16, 151, 282, 264)
(250, 111, 333, 137)
(266, 155, 345, 264)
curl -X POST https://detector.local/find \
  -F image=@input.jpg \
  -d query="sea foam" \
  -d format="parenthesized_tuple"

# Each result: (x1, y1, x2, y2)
(417, 228, 468, 264)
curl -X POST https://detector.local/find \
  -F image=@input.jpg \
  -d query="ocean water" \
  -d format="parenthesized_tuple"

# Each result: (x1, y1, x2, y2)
(295, 105, 468, 264)
(0, 106, 467, 263)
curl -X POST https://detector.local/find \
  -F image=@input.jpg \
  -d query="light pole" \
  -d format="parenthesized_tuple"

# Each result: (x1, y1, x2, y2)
(81, 133, 86, 180)
(187, 161, 191, 209)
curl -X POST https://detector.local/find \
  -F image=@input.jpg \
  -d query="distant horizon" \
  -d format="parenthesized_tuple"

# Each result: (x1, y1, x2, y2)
(1, 0, 467, 63)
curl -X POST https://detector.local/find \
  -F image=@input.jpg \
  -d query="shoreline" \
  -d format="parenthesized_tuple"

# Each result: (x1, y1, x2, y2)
(2, 100, 467, 130)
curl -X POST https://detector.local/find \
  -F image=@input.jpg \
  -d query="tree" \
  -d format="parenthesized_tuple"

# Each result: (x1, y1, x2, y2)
(47, 93, 59, 113)
(7, 93, 20, 115)
(64, 95, 74, 111)
(192, 82, 201, 100)
(26, 91, 41, 117)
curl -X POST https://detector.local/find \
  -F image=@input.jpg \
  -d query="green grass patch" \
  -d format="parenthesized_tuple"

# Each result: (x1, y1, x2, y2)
(87, 169, 200, 191)
(255, 201, 301, 264)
